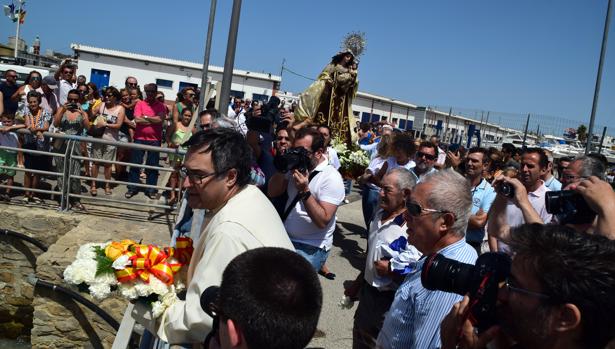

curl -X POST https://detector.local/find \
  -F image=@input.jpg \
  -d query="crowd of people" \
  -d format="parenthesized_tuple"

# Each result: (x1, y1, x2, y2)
(3, 63, 615, 349)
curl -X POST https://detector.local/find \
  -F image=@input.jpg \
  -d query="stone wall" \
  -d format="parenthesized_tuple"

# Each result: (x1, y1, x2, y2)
(0, 203, 171, 348)
(0, 207, 78, 342)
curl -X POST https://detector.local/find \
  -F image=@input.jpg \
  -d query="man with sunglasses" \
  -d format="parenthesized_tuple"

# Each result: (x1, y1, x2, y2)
(377, 169, 477, 349)
(56, 65, 76, 105)
(411, 141, 439, 182)
(133, 128, 293, 345)
(125, 83, 167, 199)
(0, 70, 19, 116)
(561, 155, 606, 188)
(440, 224, 615, 349)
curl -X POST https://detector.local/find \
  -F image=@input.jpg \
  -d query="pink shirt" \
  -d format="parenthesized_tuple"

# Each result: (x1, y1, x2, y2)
(134, 99, 166, 141)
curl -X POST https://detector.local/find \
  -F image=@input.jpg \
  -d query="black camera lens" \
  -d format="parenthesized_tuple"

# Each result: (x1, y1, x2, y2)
(545, 190, 596, 224)
(500, 182, 515, 198)
(421, 254, 474, 295)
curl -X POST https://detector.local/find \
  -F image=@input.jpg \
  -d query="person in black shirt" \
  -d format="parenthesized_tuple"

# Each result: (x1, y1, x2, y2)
(0, 70, 19, 116)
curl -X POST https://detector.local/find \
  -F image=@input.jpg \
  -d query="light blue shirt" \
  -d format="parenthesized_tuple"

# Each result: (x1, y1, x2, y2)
(411, 167, 438, 183)
(377, 239, 478, 349)
(544, 175, 562, 192)
(466, 178, 497, 243)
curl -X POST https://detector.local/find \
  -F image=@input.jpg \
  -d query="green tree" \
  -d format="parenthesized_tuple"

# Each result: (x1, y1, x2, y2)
(577, 124, 588, 142)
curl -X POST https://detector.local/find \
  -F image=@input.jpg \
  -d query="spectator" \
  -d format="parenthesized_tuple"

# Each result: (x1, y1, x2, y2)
(85, 82, 103, 112)
(132, 128, 293, 345)
(0, 114, 24, 201)
(172, 87, 197, 124)
(0, 70, 19, 116)
(40, 75, 60, 116)
(268, 127, 345, 274)
(561, 155, 606, 187)
(56, 64, 76, 105)
(90, 87, 125, 196)
(227, 97, 244, 121)
(557, 156, 573, 182)
(119, 88, 136, 141)
(430, 135, 446, 169)
(197, 109, 218, 132)
(125, 83, 166, 199)
(22, 91, 52, 203)
(542, 149, 562, 191)
(440, 224, 615, 349)
(12, 70, 43, 122)
(318, 125, 341, 170)
(124, 76, 141, 99)
(348, 168, 420, 349)
(166, 107, 194, 205)
(269, 127, 292, 215)
(383, 133, 416, 175)
(464, 147, 496, 254)
(76, 75, 87, 85)
(377, 169, 477, 348)
(412, 141, 438, 182)
(201, 247, 322, 349)
(358, 133, 394, 228)
(53, 89, 90, 210)
(487, 148, 553, 252)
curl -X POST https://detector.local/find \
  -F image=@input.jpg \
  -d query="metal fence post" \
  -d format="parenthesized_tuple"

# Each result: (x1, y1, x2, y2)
(60, 140, 74, 212)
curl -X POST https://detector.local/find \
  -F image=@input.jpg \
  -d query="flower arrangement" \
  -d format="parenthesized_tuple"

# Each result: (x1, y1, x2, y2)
(63, 237, 193, 318)
(333, 138, 370, 179)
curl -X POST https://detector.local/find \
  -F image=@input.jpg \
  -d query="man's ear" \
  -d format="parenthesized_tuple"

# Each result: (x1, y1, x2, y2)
(553, 303, 581, 334)
(439, 212, 456, 233)
(226, 318, 243, 348)
(225, 168, 238, 188)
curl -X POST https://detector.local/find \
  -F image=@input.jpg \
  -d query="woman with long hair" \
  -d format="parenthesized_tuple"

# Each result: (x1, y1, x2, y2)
(22, 91, 52, 203)
(90, 87, 125, 195)
(11, 70, 43, 167)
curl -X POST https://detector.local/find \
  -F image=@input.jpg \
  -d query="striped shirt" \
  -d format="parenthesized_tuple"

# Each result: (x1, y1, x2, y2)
(377, 238, 478, 349)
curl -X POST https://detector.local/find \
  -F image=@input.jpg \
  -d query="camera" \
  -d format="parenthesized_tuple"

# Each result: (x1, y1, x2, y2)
(246, 96, 282, 133)
(421, 252, 511, 332)
(66, 103, 79, 110)
(545, 190, 596, 225)
(499, 182, 515, 198)
(273, 147, 311, 173)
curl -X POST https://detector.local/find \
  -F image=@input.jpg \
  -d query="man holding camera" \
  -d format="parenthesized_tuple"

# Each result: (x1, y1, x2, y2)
(487, 148, 552, 252)
(440, 224, 615, 349)
(377, 169, 477, 349)
(268, 127, 345, 271)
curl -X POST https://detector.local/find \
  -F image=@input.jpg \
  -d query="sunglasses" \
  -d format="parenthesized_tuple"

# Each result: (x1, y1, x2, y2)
(200, 123, 211, 129)
(30, 77, 41, 81)
(277, 136, 290, 141)
(416, 151, 437, 161)
(126, 83, 138, 87)
(105, 94, 115, 98)
(62, 70, 72, 74)
(67, 98, 79, 102)
(405, 201, 452, 218)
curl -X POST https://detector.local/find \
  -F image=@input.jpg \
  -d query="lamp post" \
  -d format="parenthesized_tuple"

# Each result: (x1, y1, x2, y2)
(219, 0, 242, 117)
(198, 0, 217, 114)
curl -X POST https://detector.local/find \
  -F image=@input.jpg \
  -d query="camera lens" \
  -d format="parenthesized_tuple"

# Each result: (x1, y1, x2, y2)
(500, 182, 515, 198)
(421, 254, 474, 296)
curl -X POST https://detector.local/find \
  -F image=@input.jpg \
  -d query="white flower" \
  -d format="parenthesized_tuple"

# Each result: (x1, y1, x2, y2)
(75, 243, 105, 260)
(64, 258, 98, 285)
(149, 276, 171, 296)
(151, 301, 166, 319)
(134, 281, 154, 297)
(89, 283, 112, 300)
(118, 284, 139, 300)
(112, 255, 131, 270)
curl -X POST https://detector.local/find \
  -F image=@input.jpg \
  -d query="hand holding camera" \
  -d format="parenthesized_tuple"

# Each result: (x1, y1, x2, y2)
(570, 176, 615, 216)
(440, 296, 501, 349)
(493, 175, 527, 204)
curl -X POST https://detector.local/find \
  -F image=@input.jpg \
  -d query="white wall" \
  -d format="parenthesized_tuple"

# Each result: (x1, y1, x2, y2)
(75, 51, 276, 100)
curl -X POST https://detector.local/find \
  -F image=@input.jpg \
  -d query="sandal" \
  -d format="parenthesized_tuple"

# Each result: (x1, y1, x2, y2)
(105, 187, 112, 195)
(125, 191, 137, 199)
(90, 188, 98, 196)
(318, 270, 336, 280)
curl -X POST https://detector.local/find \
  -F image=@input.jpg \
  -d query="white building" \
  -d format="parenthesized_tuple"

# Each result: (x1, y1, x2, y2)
(72, 43, 508, 146)
(71, 43, 280, 103)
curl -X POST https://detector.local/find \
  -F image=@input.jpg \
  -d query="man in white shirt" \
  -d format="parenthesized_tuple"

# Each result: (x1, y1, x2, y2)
(56, 65, 76, 105)
(133, 128, 293, 345)
(268, 127, 345, 271)
(488, 147, 553, 252)
(317, 124, 341, 170)
(347, 168, 421, 349)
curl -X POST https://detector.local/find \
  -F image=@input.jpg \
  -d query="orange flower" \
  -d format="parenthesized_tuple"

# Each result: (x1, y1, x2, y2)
(105, 240, 135, 261)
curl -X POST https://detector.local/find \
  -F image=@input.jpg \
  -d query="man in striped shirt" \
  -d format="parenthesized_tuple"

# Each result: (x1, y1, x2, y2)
(377, 169, 478, 348)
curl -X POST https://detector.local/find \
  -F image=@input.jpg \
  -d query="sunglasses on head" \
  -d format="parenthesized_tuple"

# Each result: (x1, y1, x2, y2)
(417, 151, 437, 161)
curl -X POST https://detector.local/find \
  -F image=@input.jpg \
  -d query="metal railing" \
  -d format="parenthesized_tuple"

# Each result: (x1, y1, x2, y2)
(0, 129, 186, 212)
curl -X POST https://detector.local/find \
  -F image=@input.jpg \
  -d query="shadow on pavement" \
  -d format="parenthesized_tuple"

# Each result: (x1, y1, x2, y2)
(333, 223, 366, 272)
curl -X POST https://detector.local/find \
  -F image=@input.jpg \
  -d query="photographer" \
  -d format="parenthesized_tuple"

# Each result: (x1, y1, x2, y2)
(267, 127, 345, 272)
(568, 176, 615, 239)
(440, 224, 615, 349)
(487, 148, 552, 251)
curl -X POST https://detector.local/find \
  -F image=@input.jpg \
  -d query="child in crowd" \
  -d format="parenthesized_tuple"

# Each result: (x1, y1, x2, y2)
(166, 107, 194, 205)
(0, 114, 25, 201)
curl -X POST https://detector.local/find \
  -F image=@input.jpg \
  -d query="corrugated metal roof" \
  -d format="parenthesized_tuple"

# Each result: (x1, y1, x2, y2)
(71, 43, 281, 82)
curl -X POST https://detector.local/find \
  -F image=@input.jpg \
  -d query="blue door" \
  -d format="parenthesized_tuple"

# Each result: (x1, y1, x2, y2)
(90, 69, 110, 90)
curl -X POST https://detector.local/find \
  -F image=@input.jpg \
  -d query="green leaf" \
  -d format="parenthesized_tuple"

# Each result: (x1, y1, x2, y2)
(95, 254, 114, 277)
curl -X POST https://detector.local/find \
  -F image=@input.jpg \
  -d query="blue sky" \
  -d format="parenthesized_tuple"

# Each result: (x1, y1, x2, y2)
(2, 0, 614, 134)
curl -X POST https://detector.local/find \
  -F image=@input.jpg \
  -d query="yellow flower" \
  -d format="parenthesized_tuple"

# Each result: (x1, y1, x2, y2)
(105, 240, 134, 261)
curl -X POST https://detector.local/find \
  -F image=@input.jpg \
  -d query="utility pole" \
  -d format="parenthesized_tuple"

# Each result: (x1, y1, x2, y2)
(598, 126, 608, 153)
(198, 0, 217, 114)
(586, 0, 612, 154)
(13, 0, 24, 59)
(219, 0, 242, 117)
(522, 113, 531, 148)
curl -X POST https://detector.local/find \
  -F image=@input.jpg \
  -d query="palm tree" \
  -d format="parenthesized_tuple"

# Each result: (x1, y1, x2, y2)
(577, 124, 588, 142)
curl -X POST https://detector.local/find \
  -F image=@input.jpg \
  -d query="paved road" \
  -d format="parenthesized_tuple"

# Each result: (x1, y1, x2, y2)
(308, 197, 369, 349)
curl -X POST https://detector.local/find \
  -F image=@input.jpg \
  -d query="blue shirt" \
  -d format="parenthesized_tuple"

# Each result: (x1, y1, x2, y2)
(466, 178, 497, 243)
(377, 239, 478, 349)
(544, 175, 562, 192)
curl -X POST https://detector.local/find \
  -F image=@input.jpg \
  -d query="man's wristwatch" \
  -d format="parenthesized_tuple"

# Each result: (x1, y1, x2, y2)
(300, 190, 311, 201)
(144, 115, 149, 119)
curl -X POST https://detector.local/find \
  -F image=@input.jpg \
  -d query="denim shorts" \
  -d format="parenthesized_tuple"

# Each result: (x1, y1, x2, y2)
(292, 241, 330, 271)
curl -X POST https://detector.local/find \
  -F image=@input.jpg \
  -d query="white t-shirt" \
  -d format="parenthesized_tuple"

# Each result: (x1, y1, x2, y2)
(385, 157, 416, 173)
(326, 147, 341, 170)
(284, 160, 345, 250)
(365, 156, 388, 190)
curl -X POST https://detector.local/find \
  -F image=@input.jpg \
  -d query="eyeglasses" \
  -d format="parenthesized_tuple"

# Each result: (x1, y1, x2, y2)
(405, 201, 453, 218)
(30, 77, 41, 81)
(503, 278, 549, 299)
(200, 123, 212, 129)
(416, 151, 437, 161)
(67, 98, 79, 102)
(126, 82, 137, 87)
(179, 166, 217, 184)
(277, 136, 290, 141)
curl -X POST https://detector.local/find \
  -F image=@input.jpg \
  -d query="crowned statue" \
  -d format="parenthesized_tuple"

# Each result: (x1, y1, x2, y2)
(294, 32, 366, 146)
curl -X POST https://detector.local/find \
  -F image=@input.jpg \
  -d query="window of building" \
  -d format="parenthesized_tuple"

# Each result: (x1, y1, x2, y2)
(156, 79, 173, 89)
(252, 93, 268, 102)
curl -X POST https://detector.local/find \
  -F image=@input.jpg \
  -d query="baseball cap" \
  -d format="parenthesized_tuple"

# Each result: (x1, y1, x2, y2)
(42, 75, 58, 89)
